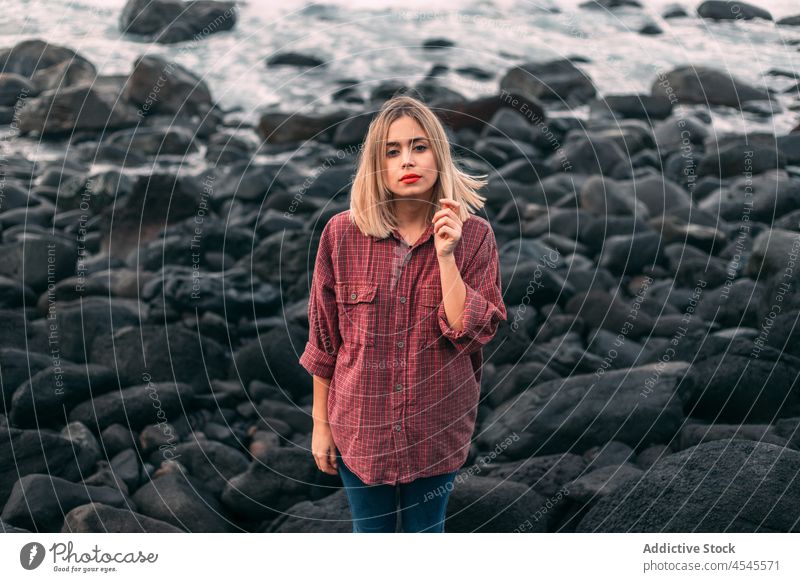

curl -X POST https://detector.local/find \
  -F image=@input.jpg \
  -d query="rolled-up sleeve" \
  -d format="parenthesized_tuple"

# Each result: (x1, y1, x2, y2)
(438, 224, 507, 355)
(299, 223, 341, 379)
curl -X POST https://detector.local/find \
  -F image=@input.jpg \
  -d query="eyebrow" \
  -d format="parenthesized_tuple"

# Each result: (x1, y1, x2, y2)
(385, 137, 430, 147)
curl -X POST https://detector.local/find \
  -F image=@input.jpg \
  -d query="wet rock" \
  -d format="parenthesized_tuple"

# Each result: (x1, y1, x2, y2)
(697, 1, 772, 21)
(123, 55, 213, 116)
(652, 66, 770, 108)
(18, 84, 138, 135)
(120, 0, 237, 44)
(266, 52, 325, 68)
(500, 59, 596, 104)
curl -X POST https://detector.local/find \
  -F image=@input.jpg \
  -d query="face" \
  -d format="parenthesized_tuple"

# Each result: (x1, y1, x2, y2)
(381, 116, 438, 202)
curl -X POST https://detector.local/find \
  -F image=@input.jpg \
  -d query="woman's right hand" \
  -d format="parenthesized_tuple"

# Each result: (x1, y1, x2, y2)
(312, 422, 339, 475)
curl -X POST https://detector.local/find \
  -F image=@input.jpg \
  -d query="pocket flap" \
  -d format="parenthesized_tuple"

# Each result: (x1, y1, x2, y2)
(336, 281, 377, 304)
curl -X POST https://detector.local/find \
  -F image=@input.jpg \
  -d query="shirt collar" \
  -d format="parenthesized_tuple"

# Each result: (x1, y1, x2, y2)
(389, 221, 435, 249)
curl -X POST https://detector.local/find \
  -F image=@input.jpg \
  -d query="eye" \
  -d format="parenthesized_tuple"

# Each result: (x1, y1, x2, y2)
(386, 149, 398, 156)
(414, 144, 427, 152)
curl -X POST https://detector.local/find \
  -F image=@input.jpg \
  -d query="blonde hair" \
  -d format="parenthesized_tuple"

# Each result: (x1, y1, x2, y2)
(349, 94, 488, 239)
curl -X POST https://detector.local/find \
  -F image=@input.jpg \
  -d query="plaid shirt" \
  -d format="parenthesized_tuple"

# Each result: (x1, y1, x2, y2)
(299, 209, 506, 485)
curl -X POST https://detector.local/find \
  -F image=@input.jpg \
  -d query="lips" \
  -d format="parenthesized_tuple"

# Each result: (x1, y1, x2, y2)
(400, 173, 421, 183)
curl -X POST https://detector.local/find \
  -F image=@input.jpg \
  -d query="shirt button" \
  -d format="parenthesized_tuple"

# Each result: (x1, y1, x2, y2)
(397, 341, 404, 348)
(394, 424, 402, 431)
(394, 383, 402, 391)
(399, 296, 406, 303)
(350, 293, 357, 300)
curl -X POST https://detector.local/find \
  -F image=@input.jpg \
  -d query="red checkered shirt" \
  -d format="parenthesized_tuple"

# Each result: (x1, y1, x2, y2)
(299, 209, 507, 485)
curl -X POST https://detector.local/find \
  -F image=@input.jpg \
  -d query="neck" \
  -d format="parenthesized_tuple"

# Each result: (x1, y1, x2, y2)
(391, 190, 434, 230)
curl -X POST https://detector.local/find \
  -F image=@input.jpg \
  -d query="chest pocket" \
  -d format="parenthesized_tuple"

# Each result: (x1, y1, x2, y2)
(335, 281, 377, 347)
(417, 284, 443, 348)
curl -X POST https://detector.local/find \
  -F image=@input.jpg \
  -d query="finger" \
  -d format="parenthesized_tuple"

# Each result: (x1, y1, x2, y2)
(328, 447, 338, 471)
(439, 198, 461, 209)
(319, 457, 332, 474)
(433, 210, 459, 225)
(437, 225, 458, 240)
(434, 216, 460, 234)
(433, 211, 462, 230)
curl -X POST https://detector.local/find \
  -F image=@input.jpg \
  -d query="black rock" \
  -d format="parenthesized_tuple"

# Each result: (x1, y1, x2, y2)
(68, 381, 196, 432)
(0, 428, 99, 505)
(123, 55, 213, 117)
(680, 337, 800, 423)
(17, 84, 138, 135)
(577, 439, 800, 531)
(479, 363, 687, 457)
(120, 0, 237, 44)
(0, 349, 52, 412)
(651, 66, 770, 108)
(89, 324, 228, 389)
(156, 439, 249, 496)
(266, 52, 325, 67)
(500, 59, 596, 104)
(1, 474, 130, 532)
(10, 364, 116, 428)
(131, 471, 234, 532)
(266, 489, 352, 532)
(0, 234, 76, 293)
(697, 1, 772, 21)
(62, 502, 183, 532)
(221, 447, 318, 519)
(445, 475, 550, 532)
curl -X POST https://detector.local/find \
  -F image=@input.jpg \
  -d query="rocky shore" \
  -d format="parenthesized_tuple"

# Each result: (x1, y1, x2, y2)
(2, 0, 800, 533)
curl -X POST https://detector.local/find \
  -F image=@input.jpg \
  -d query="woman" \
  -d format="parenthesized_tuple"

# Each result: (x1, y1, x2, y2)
(299, 95, 507, 533)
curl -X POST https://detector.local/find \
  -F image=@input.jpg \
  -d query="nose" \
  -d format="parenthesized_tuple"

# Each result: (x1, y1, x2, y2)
(402, 146, 415, 167)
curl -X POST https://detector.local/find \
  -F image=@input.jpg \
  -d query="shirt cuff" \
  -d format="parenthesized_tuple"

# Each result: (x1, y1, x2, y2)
(299, 341, 337, 379)
(437, 283, 484, 342)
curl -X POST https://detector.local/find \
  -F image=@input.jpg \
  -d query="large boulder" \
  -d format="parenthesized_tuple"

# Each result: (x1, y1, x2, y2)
(679, 337, 800, 424)
(0, 234, 77, 293)
(577, 439, 800, 532)
(68, 382, 196, 432)
(479, 363, 688, 457)
(89, 324, 228, 390)
(445, 475, 551, 532)
(266, 489, 352, 533)
(1, 474, 129, 532)
(0, 428, 98, 505)
(652, 66, 770, 108)
(62, 502, 183, 533)
(131, 471, 233, 532)
(120, 0, 237, 44)
(123, 55, 213, 116)
(17, 83, 138, 135)
(697, 1, 772, 21)
(221, 447, 318, 519)
(500, 59, 596, 104)
(10, 364, 116, 428)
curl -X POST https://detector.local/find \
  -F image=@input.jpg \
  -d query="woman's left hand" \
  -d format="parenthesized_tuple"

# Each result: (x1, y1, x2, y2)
(433, 199, 465, 259)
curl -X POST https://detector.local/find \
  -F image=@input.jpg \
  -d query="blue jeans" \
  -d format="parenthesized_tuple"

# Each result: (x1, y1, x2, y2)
(336, 452, 458, 533)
